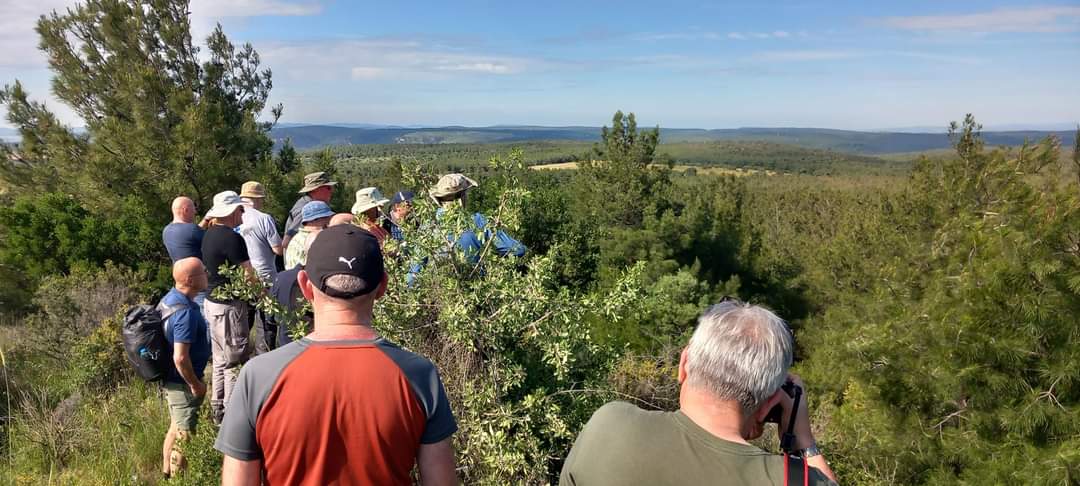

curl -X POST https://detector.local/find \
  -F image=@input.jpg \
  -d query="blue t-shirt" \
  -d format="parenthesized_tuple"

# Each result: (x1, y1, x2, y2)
(163, 222, 205, 262)
(161, 288, 211, 384)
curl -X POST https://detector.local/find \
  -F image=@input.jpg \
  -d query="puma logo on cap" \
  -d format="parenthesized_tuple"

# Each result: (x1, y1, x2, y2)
(338, 256, 356, 269)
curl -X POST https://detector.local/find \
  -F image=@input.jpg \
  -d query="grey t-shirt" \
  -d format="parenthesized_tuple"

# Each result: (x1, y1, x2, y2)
(560, 402, 836, 486)
(239, 205, 281, 283)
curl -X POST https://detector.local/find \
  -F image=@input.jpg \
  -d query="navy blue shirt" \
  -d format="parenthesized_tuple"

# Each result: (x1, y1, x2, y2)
(161, 288, 211, 384)
(163, 222, 205, 262)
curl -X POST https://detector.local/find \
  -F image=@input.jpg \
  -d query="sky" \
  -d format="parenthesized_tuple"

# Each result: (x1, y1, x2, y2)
(0, 0, 1078, 130)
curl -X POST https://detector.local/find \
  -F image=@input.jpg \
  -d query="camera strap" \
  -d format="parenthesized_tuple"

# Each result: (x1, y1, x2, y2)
(783, 453, 810, 486)
(780, 385, 803, 452)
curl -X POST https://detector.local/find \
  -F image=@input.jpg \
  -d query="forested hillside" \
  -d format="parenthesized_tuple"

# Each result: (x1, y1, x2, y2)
(1, 1, 1079, 485)
(270, 123, 1074, 154)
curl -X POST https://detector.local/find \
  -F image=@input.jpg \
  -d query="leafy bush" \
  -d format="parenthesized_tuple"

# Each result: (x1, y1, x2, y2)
(0, 193, 166, 311)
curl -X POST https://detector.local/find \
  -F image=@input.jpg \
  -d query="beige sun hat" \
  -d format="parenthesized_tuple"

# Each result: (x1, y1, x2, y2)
(430, 173, 478, 199)
(297, 171, 338, 194)
(239, 181, 267, 199)
(351, 187, 390, 214)
(205, 190, 244, 218)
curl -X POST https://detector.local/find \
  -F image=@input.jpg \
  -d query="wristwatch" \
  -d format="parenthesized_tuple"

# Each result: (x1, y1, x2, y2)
(799, 442, 822, 458)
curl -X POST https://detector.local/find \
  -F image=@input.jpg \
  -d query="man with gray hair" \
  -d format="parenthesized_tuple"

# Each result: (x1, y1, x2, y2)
(560, 300, 838, 485)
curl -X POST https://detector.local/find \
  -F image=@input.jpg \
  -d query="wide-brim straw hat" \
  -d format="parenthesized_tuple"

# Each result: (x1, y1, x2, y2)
(239, 181, 267, 199)
(351, 187, 390, 214)
(430, 174, 478, 199)
(298, 171, 338, 194)
(206, 190, 244, 218)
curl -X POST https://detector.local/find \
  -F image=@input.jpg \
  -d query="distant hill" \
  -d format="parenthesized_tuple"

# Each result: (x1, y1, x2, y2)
(270, 124, 1074, 155)
(0, 127, 18, 143)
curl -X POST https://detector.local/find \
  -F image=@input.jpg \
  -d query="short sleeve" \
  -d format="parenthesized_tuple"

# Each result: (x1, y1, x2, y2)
(419, 368, 457, 444)
(264, 216, 282, 247)
(226, 231, 250, 265)
(375, 342, 459, 444)
(214, 365, 262, 460)
(169, 308, 195, 344)
(284, 205, 303, 237)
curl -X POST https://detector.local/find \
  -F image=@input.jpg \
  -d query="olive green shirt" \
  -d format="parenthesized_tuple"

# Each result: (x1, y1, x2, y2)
(560, 402, 836, 486)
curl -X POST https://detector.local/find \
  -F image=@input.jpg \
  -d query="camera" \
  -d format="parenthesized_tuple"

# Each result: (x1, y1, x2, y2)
(764, 380, 801, 424)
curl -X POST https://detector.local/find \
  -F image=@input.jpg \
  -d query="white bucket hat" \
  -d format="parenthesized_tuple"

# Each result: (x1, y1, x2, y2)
(351, 187, 390, 214)
(205, 190, 244, 218)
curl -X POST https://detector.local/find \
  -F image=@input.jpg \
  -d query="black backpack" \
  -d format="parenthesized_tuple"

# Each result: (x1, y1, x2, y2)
(122, 302, 187, 382)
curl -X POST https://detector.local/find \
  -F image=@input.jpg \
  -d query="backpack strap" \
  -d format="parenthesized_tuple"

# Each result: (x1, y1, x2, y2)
(156, 301, 190, 334)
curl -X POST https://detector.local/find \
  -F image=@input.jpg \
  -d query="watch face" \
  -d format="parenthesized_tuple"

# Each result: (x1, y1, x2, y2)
(802, 444, 822, 458)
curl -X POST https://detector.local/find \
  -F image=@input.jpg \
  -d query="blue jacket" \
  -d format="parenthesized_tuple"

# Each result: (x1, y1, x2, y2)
(407, 211, 526, 285)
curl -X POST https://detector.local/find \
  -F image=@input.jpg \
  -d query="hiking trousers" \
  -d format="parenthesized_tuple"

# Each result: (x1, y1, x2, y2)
(203, 298, 252, 422)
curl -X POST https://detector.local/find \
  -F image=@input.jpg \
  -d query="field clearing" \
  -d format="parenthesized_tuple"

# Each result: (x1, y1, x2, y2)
(530, 161, 778, 176)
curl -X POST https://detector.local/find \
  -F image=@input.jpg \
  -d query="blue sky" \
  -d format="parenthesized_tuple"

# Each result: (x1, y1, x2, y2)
(1, 0, 1078, 129)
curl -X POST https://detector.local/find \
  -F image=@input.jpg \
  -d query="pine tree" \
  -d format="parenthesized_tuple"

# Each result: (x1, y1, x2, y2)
(0, 0, 280, 212)
(574, 110, 669, 229)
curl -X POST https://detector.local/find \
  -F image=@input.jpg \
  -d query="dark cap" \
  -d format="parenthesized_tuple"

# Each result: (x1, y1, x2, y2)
(389, 190, 415, 207)
(304, 224, 384, 299)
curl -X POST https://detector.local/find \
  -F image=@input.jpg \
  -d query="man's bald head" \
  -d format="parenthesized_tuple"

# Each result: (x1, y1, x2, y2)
(171, 197, 196, 223)
(172, 257, 207, 294)
(329, 213, 355, 227)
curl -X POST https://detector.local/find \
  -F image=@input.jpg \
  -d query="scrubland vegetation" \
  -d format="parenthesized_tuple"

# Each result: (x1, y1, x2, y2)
(1, 1, 1079, 485)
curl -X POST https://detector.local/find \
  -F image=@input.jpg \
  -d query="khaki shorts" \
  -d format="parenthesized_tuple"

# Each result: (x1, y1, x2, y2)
(163, 381, 204, 432)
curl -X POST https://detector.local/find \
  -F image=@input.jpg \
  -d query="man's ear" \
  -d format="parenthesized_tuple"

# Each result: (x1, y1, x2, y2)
(752, 388, 784, 424)
(678, 347, 689, 384)
(374, 272, 389, 300)
(298, 270, 315, 301)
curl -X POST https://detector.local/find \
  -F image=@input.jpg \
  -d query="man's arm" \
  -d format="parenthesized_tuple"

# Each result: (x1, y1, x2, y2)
(222, 455, 261, 486)
(172, 342, 206, 397)
(417, 438, 457, 486)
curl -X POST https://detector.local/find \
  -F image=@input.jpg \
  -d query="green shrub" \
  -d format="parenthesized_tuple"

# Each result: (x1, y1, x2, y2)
(0, 193, 167, 311)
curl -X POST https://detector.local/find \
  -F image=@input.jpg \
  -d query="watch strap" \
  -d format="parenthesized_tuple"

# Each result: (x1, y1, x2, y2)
(800, 442, 822, 458)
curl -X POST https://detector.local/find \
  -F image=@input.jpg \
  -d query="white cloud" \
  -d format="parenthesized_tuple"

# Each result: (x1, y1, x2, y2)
(435, 62, 513, 74)
(753, 49, 861, 62)
(772, 30, 791, 38)
(0, 0, 75, 68)
(188, 0, 322, 17)
(727, 32, 747, 40)
(350, 67, 388, 80)
(260, 39, 538, 82)
(751, 49, 986, 65)
(882, 6, 1080, 33)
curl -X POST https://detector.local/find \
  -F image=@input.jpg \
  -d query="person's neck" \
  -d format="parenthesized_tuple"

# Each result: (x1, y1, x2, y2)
(175, 285, 201, 300)
(172, 217, 192, 225)
(679, 386, 752, 445)
(308, 308, 377, 341)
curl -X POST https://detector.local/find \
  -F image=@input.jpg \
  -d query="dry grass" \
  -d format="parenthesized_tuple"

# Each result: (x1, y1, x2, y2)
(529, 161, 777, 177)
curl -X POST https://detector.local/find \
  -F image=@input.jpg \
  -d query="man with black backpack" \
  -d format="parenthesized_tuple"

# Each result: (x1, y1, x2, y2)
(160, 257, 211, 478)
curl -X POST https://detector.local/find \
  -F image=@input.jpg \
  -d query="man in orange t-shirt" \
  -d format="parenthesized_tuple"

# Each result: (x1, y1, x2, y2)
(215, 225, 458, 485)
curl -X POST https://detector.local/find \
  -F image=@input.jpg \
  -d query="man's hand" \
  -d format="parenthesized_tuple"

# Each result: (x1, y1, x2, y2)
(777, 373, 815, 450)
(189, 379, 207, 398)
(776, 374, 839, 483)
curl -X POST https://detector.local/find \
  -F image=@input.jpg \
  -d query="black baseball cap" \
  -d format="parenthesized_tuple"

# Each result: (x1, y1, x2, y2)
(304, 224, 385, 299)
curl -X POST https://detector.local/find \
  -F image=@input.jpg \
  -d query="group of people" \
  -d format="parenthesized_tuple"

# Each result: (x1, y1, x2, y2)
(155, 170, 838, 485)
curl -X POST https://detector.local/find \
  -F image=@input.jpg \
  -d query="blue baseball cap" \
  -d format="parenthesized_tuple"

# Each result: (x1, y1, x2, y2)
(301, 201, 334, 223)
